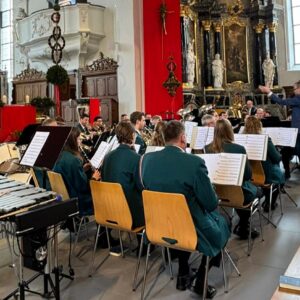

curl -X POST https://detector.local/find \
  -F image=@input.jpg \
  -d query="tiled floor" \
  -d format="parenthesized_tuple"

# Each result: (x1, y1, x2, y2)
(1, 169, 300, 300)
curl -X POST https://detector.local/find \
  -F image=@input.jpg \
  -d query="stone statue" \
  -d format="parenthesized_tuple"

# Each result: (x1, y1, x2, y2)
(262, 52, 275, 88)
(186, 42, 195, 86)
(212, 53, 225, 89)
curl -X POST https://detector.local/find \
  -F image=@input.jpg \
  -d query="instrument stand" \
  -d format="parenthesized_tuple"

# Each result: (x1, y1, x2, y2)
(4, 229, 62, 300)
(281, 186, 298, 207)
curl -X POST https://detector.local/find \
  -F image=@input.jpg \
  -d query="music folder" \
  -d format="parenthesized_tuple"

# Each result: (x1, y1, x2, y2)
(197, 153, 246, 186)
(20, 126, 72, 170)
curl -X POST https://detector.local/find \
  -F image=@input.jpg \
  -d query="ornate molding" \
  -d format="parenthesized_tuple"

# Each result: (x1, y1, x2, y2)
(254, 22, 265, 34)
(202, 20, 211, 31)
(14, 66, 46, 81)
(227, 0, 244, 16)
(213, 22, 222, 33)
(225, 81, 251, 94)
(268, 22, 278, 33)
(32, 13, 53, 39)
(83, 53, 118, 72)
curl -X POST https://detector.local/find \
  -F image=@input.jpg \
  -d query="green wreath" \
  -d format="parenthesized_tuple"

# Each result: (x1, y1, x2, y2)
(46, 65, 68, 85)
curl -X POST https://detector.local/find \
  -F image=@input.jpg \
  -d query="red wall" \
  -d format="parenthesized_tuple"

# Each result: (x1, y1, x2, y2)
(143, 0, 183, 119)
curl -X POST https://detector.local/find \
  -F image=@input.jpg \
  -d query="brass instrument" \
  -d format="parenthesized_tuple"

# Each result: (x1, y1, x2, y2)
(227, 94, 243, 118)
(141, 126, 153, 146)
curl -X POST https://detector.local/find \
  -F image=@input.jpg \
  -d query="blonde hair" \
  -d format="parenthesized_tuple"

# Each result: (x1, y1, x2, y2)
(208, 119, 234, 153)
(244, 116, 262, 134)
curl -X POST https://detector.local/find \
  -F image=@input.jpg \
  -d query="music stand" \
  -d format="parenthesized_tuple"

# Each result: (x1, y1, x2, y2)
(16, 126, 73, 298)
(4, 199, 78, 300)
(15, 123, 40, 147)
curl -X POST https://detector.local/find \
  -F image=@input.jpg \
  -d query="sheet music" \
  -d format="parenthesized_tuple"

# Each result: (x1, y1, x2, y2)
(134, 144, 141, 153)
(239, 126, 244, 134)
(262, 127, 298, 147)
(90, 141, 111, 169)
(234, 134, 268, 161)
(191, 127, 208, 150)
(185, 121, 198, 144)
(20, 131, 49, 167)
(206, 127, 214, 145)
(145, 146, 165, 153)
(198, 153, 246, 186)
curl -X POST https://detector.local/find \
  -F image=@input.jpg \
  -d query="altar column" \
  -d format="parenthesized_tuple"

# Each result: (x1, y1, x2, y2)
(213, 22, 222, 56)
(202, 20, 212, 89)
(268, 22, 278, 87)
(253, 23, 265, 87)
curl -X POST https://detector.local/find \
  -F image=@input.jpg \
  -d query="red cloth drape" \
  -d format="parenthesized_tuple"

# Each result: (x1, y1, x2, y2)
(143, 0, 183, 118)
(0, 105, 36, 142)
(89, 98, 100, 124)
(54, 85, 60, 116)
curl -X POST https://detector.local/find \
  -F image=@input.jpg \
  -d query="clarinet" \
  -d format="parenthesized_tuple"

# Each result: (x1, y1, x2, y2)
(79, 145, 98, 172)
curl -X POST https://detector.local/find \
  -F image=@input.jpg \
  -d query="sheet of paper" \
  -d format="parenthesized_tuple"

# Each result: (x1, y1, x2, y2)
(134, 144, 141, 153)
(185, 121, 198, 144)
(234, 134, 268, 160)
(198, 153, 245, 186)
(191, 127, 208, 150)
(90, 141, 110, 169)
(206, 127, 214, 145)
(20, 131, 49, 167)
(263, 127, 298, 147)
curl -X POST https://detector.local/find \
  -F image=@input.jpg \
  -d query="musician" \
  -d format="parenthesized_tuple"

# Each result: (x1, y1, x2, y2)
(243, 116, 285, 211)
(140, 120, 230, 298)
(218, 111, 228, 120)
(42, 118, 58, 126)
(260, 81, 300, 176)
(145, 113, 152, 127)
(54, 127, 100, 215)
(55, 116, 66, 126)
(130, 111, 147, 155)
(101, 121, 144, 227)
(92, 116, 105, 132)
(121, 113, 130, 121)
(246, 100, 257, 116)
(205, 119, 261, 239)
(150, 115, 162, 130)
(150, 121, 166, 146)
(255, 108, 266, 119)
(201, 114, 216, 127)
(77, 113, 90, 135)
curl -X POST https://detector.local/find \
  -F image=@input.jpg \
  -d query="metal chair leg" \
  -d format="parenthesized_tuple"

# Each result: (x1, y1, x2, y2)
(119, 230, 125, 258)
(202, 256, 210, 300)
(133, 230, 145, 291)
(282, 186, 298, 207)
(161, 247, 167, 269)
(224, 248, 241, 276)
(105, 227, 111, 250)
(166, 248, 174, 280)
(88, 224, 101, 277)
(141, 243, 151, 300)
(221, 250, 228, 293)
(258, 203, 264, 242)
(279, 187, 283, 215)
(268, 185, 273, 223)
(72, 217, 84, 256)
(248, 206, 253, 256)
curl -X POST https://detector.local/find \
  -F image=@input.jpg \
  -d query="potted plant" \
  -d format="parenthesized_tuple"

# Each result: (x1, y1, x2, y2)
(30, 97, 55, 115)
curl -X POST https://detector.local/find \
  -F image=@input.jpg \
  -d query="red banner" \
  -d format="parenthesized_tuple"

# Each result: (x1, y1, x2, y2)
(89, 98, 100, 124)
(54, 85, 60, 116)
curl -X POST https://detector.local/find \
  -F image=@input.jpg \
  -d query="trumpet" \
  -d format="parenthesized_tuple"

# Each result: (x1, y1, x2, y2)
(141, 126, 153, 146)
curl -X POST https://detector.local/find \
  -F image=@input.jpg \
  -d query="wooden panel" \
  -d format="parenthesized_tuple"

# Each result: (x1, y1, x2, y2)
(86, 78, 96, 97)
(96, 77, 106, 97)
(107, 76, 117, 96)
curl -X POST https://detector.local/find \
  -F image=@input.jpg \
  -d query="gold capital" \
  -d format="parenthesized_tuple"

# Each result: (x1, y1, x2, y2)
(202, 20, 211, 31)
(213, 22, 222, 32)
(254, 22, 265, 34)
(268, 22, 278, 33)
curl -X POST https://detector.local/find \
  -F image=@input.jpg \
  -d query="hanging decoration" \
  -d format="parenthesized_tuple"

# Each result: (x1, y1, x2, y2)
(47, 2, 67, 116)
(163, 56, 181, 97)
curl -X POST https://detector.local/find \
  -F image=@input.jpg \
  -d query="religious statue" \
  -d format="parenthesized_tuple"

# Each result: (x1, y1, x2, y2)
(186, 42, 195, 86)
(212, 53, 225, 89)
(262, 52, 275, 88)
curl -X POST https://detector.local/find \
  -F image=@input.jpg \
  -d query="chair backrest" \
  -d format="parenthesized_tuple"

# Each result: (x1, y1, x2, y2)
(142, 190, 197, 252)
(47, 171, 70, 201)
(7, 172, 31, 184)
(250, 160, 265, 186)
(90, 181, 133, 231)
(0, 144, 11, 164)
(7, 143, 20, 159)
(215, 184, 245, 207)
(30, 168, 40, 187)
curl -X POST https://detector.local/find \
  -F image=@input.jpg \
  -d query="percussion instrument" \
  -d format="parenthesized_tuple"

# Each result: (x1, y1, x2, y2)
(0, 175, 56, 218)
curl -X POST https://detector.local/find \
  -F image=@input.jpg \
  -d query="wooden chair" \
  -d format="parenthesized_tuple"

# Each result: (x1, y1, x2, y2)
(250, 160, 283, 227)
(89, 181, 145, 287)
(47, 171, 88, 254)
(216, 184, 264, 256)
(142, 190, 229, 300)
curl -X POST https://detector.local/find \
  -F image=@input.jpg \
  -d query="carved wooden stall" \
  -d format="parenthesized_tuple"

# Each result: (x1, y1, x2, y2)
(12, 67, 48, 103)
(79, 53, 119, 126)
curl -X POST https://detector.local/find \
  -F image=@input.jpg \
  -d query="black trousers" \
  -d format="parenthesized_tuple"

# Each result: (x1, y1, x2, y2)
(176, 250, 222, 282)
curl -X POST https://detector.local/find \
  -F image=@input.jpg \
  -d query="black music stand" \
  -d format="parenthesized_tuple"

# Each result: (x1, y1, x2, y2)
(15, 123, 40, 146)
(3, 199, 78, 300)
